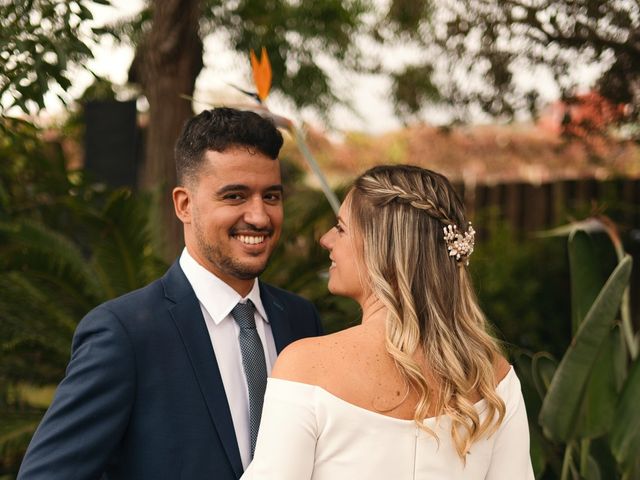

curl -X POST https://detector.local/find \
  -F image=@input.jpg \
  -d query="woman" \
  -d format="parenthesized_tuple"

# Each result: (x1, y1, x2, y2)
(242, 165, 534, 479)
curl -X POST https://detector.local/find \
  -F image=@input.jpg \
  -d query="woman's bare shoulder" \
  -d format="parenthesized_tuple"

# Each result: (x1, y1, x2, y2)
(271, 329, 355, 384)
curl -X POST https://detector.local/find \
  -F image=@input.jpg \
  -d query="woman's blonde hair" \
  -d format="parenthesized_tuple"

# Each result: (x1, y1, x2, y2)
(349, 165, 505, 458)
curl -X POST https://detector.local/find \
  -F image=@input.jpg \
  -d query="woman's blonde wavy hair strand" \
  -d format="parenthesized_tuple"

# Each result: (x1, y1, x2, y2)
(348, 165, 506, 459)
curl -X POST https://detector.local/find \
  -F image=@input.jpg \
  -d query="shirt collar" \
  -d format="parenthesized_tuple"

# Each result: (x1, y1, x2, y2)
(179, 248, 269, 325)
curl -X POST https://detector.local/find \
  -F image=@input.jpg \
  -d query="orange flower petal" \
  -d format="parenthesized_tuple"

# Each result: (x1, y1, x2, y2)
(250, 47, 272, 102)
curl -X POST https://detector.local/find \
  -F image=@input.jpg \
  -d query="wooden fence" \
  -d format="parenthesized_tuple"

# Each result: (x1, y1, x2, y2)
(453, 176, 640, 325)
(454, 177, 640, 235)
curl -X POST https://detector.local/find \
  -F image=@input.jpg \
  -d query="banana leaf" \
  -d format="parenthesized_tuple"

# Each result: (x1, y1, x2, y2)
(568, 230, 605, 334)
(583, 454, 601, 480)
(539, 255, 632, 442)
(610, 354, 640, 470)
(513, 351, 564, 478)
(575, 328, 621, 438)
(532, 351, 557, 399)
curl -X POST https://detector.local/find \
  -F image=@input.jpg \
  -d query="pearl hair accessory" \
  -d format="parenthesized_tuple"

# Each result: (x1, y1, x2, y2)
(443, 222, 475, 265)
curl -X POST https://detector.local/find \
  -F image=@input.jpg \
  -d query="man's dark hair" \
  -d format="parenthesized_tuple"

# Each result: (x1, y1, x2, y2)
(175, 107, 284, 185)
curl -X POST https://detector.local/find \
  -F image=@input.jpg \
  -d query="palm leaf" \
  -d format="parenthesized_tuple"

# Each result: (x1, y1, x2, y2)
(0, 273, 76, 384)
(539, 255, 632, 442)
(84, 190, 167, 297)
(0, 411, 43, 473)
(0, 220, 102, 306)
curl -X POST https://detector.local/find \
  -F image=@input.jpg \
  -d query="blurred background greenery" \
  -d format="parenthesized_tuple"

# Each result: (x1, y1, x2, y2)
(2, 0, 640, 478)
(2, 120, 639, 478)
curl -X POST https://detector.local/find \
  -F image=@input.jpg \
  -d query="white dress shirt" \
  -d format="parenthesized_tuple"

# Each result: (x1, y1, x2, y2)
(179, 248, 277, 470)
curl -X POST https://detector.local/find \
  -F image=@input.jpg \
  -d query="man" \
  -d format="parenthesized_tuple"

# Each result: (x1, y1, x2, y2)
(18, 107, 323, 479)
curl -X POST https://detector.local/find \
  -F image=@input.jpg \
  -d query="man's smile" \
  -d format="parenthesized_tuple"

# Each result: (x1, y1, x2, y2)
(234, 234, 266, 245)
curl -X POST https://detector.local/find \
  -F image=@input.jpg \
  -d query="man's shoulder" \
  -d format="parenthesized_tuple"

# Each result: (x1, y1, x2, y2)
(259, 281, 310, 304)
(259, 282, 315, 309)
(259, 282, 322, 334)
(81, 264, 184, 331)
(100, 276, 166, 314)
(97, 261, 191, 314)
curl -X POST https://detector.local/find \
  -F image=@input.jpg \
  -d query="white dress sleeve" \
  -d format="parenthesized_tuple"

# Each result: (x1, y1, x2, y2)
(241, 378, 318, 480)
(485, 371, 535, 480)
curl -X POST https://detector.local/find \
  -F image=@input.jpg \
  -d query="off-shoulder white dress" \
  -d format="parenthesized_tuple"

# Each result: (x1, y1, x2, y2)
(242, 367, 534, 480)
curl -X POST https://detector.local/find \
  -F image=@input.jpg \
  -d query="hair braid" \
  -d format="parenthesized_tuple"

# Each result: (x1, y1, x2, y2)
(358, 175, 455, 225)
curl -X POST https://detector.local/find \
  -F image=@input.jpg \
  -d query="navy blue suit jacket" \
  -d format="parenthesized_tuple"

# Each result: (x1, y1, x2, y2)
(18, 261, 323, 480)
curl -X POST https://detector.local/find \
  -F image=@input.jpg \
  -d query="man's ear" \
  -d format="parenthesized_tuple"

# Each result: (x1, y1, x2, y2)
(173, 186, 191, 224)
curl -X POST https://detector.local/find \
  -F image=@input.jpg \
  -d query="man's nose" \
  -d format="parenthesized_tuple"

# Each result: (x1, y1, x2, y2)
(243, 197, 270, 228)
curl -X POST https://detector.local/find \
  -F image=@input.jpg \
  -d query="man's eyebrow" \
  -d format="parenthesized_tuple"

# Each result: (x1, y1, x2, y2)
(216, 184, 249, 195)
(215, 184, 284, 195)
(266, 184, 284, 193)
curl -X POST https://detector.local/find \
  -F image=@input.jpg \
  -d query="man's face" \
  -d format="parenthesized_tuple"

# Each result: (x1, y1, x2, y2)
(175, 147, 283, 292)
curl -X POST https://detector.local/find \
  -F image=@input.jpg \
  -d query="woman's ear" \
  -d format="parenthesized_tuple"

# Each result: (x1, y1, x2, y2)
(173, 186, 191, 224)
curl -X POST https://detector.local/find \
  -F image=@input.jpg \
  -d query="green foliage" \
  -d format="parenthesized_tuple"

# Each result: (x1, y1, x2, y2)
(104, 0, 373, 114)
(611, 355, 640, 471)
(569, 230, 608, 334)
(3, 0, 637, 126)
(0, 118, 71, 221)
(211, 0, 371, 111)
(512, 349, 565, 478)
(368, 0, 640, 123)
(0, 0, 108, 113)
(383, 0, 432, 36)
(391, 64, 441, 118)
(0, 118, 166, 476)
(470, 218, 571, 358)
(521, 226, 640, 479)
(0, 412, 42, 477)
(540, 256, 631, 442)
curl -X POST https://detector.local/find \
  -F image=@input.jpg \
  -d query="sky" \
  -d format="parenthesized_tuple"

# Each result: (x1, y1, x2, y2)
(44, 0, 605, 134)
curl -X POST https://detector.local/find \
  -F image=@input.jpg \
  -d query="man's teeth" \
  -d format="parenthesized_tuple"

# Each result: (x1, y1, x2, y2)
(236, 235, 265, 245)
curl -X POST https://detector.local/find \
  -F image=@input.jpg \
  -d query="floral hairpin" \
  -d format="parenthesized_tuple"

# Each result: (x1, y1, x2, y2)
(443, 222, 475, 265)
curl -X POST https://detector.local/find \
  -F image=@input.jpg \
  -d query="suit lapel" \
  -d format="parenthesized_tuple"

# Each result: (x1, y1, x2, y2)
(163, 263, 244, 479)
(259, 282, 293, 353)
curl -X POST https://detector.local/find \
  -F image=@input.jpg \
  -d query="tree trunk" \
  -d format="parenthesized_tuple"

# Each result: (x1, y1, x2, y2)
(135, 0, 203, 261)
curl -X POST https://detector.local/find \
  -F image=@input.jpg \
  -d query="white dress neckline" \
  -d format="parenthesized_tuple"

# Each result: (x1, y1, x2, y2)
(267, 366, 515, 424)
(242, 365, 534, 479)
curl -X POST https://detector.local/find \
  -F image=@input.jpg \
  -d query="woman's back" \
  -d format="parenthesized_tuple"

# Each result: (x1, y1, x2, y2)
(242, 326, 533, 480)
(287, 322, 423, 420)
